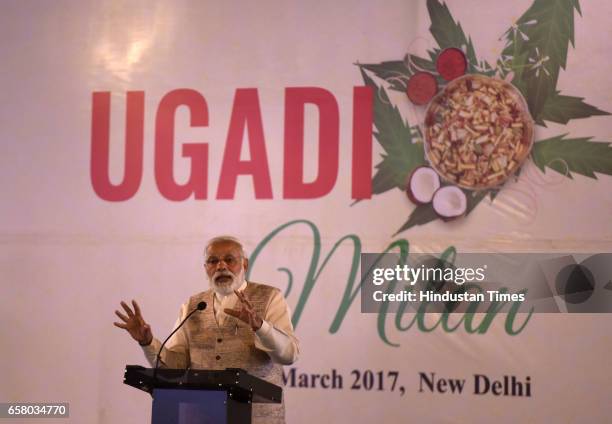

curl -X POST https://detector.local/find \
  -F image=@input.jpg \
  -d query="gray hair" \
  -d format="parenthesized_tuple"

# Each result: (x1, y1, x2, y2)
(204, 236, 246, 258)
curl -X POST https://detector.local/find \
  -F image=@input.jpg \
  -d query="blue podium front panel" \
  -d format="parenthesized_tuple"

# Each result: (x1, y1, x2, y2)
(152, 389, 227, 424)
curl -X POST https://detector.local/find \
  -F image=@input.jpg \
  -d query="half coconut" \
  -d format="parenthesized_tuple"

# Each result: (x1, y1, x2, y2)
(432, 185, 467, 221)
(406, 166, 441, 205)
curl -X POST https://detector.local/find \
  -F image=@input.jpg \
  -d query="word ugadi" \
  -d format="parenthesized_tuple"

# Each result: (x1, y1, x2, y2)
(90, 87, 373, 201)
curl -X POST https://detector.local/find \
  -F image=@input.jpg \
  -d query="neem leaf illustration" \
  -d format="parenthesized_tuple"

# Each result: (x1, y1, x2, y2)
(360, 53, 442, 94)
(499, 0, 582, 123)
(531, 134, 612, 179)
(359, 66, 426, 194)
(394, 202, 438, 235)
(359, 60, 411, 93)
(394, 188, 489, 234)
(540, 92, 610, 125)
(410, 53, 438, 75)
(426, 0, 478, 70)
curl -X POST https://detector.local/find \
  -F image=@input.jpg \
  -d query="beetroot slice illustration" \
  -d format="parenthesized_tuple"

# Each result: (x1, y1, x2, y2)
(406, 72, 438, 105)
(436, 48, 467, 81)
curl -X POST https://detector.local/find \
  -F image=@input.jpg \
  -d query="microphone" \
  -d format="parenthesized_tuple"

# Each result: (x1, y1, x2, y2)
(152, 301, 207, 385)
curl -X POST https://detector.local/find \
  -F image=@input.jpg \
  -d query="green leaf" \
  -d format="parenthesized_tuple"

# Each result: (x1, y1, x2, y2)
(359, 66, 426, 193)
(476, 59, 498, 78)
(531, 134, 612, 179)
(360, 54, 442, 94)
(410, 54, 438, 74)
(372, 146, 426, 195)
(488, 189, 500, 202)
(466, 190, 489, 214)
(499, 0, 582, 123)
(497, 49, 531, 97)
(360, 61, 410, 93)
(394, 188, 490, 234)
(426, 0, 478, 70)
(540, 92, 610, 125)
(394, 203, 438, 235)
(371, 156, 405, 195)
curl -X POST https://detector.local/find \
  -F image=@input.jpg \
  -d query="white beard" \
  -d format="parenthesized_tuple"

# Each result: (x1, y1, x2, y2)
(209, 266, 245, 297)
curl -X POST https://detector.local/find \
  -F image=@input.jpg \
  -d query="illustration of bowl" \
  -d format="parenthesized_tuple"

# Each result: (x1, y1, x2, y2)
(423, 74, 535, 190)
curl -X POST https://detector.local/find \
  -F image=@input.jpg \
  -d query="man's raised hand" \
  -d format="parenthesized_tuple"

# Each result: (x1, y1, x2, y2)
(114, 300, 153, 345)
(224, 290, 263, 331)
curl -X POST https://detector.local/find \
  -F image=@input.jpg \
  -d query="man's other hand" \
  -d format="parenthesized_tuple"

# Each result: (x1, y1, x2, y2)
(114, 300, 153, 345)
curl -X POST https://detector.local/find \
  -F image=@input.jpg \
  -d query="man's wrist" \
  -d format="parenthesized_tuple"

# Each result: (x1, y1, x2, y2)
(254, 319, 272, 336)
(139, 337, 153, 346)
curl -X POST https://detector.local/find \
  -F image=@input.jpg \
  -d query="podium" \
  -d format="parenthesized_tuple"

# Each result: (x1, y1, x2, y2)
(124, 365, 282, 424)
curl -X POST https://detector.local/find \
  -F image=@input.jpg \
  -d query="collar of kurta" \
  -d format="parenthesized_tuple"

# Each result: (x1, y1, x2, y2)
(212, 280, 248, 327)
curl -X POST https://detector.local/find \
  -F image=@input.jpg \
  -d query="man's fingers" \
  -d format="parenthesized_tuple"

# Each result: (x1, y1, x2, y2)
(232, 291, 257, 322)
(120, 301, 135, 317)
(238, 298, 255, 315)
(132, 300, 142, 317)
(113, 322, 128, 329)
(224, 308, 241, 318)
(242, 295, 254, 309)
(234, 290, 254, 308)
(115, 310, 129, 322)
(234, 290, 246, 302)
(225, 308, 252, 326)
(233, 290, 244, 303)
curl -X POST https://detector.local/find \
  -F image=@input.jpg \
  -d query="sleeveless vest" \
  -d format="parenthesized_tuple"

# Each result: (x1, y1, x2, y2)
(184, 282, 286, 423)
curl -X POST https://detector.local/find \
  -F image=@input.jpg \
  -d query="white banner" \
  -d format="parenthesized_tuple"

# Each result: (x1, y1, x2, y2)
(1, 1, 611, 422)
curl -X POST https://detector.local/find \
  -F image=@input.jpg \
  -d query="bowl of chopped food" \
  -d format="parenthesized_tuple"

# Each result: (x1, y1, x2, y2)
(423, 74, 535, 190)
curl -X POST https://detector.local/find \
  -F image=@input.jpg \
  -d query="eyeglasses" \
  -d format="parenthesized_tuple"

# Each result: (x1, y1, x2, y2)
(205, 255, 242, 268)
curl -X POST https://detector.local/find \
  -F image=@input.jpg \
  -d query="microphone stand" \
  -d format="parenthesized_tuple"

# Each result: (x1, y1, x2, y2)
(151, 301, 206, 388)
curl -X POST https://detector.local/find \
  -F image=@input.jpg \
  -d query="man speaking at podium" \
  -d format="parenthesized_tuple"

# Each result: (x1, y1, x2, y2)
(114, 236, 299, 423)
